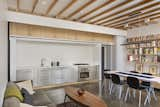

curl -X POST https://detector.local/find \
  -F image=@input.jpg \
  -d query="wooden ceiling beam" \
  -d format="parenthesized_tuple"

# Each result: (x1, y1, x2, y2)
(56, 0, 77, 17)
(101, 1, 160, 25)
(32, 0, 39, 13)
(84, 0, 133, 23)
(45, 0, 58, 16)
(75, 0, 115, 21)
(65, 0, 96, 19)
(92, 0, 153, 24)
(110, 12, 160, 28)
(132, 16, 160, 26)
(105, 6, 160, 26)
(16, 0, 20, 12)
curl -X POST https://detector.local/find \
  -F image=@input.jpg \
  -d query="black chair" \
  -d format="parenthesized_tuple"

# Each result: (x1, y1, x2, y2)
(130, 71, 139, 73)
(103, 73, 111, 93)
(125, 77, 146, 107)
(110, 74, 125, 99)
(141, 73, 157, 105)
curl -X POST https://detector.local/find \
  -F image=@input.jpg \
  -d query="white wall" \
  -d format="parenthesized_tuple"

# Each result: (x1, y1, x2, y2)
(127, 23, 160, 37)
(0, 0, 8, 106)
(16, 40, 98, 67)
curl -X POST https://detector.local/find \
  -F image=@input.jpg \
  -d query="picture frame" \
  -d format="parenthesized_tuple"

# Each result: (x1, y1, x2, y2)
(149, 65, 157, 75)
(135, 64, 143, 73)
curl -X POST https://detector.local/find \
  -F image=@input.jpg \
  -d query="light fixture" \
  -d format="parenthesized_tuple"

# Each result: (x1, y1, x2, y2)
(144, 18, 150, 23)
(41, 0, 47, 5)
(124, 23, 129, 28)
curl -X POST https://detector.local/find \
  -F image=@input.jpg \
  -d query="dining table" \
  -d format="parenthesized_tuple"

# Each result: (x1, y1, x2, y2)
(104, 71, 160, 83)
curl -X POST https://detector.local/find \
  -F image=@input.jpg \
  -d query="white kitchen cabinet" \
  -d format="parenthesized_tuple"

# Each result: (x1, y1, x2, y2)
(51, 66, 75, 84)
(16, 66, 77, 86)
(38, 67, 52, 86)
(51, 67, 66, 84)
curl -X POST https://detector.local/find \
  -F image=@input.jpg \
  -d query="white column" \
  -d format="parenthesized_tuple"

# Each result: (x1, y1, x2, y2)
(115, 36, 127, 72)
(10, 37, 17, 81)
(0, 0, 8, 106)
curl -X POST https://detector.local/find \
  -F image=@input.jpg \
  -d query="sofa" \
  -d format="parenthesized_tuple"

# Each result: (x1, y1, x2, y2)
(3, 80, 56, 107)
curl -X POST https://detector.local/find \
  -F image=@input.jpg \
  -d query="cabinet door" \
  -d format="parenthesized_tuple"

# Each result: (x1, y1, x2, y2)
(38, 68, 51, 86)
(52, 68, 65, 84)
(64, 67, 78, 82)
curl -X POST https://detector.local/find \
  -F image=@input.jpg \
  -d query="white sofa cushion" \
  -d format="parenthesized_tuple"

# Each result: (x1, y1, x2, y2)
(16, 80, 35, 95)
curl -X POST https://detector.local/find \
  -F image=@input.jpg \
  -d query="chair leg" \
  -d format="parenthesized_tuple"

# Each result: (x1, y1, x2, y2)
(144, 88, 150, 106)
(139, 91, 142, 107)
(133, 89, 136, 98)
(151, 88, 157, 101)
(119, 86, 122, 99)
(125, 87, 129, 102)
(109, 80, 111, 92)
(110, 83, 113, 95)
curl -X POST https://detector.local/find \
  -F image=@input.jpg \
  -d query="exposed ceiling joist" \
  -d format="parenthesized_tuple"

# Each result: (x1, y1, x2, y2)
(100, 1, 160, 25)
(105, 6, 160, 26)
(65, 0, 96, 19)
(84, 0, 132, 23)
(16, 0, 19, 12)
(45, 0, 58, 16)
(76, 0, 114, 21)
(56, 0, 77, 17)
(122, 15, 160, 27)
(111, 12, 160, 28)
(32, 0, 39, 13)
(92, 0, 153, 24)
(7, 0, 160, 30)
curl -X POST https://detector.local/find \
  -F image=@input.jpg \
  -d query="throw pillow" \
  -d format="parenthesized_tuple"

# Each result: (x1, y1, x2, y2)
(4, 82, 24, 102)
(16, 80, 35, 95)
(21, 88, 32, 105)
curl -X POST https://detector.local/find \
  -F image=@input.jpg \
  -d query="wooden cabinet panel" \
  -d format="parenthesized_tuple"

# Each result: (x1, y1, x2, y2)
(10, 22, 113, 43)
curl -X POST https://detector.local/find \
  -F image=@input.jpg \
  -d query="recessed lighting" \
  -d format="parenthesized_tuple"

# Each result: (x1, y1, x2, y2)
(41, 0, 47, 5)
(144, 18, 150, 23)
(124, 24, 129, 28)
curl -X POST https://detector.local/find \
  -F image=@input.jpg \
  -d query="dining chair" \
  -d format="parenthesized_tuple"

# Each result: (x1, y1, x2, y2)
(130, 71, 139, 73)
(110, 74, 125, 99)
(141, 73, 157, 105)
(125, 76, 147, 107)
(103, 73, 112, 93)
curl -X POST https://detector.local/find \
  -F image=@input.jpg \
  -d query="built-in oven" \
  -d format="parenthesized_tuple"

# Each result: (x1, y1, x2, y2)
(73, 64, 98, 81)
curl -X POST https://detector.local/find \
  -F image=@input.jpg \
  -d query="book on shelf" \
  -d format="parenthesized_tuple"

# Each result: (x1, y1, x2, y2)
(149, 65, 157, 74)
(157, 48, 160, 62)
(135, 64, 143, 73)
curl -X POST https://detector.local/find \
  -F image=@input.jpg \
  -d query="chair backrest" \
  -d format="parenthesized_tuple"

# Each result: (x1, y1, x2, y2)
(111, 74, 120, 84)
(130, 71, 139, 73)
(127, 76, 140, 89)
(104, 73, 110, 79)
(141, 73, 152, 86)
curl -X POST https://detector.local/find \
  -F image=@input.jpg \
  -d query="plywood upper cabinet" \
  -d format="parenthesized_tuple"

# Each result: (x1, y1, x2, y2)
(10, 22, 114, 43)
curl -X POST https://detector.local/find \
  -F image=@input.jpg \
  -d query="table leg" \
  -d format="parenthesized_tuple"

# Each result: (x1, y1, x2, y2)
(64, 94, 67, 107)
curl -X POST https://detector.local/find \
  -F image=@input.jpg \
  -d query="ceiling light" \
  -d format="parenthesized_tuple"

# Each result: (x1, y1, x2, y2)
(41, 0, 47, 5)
(144, 18, 150, 23)
(124, 24, 129, 28)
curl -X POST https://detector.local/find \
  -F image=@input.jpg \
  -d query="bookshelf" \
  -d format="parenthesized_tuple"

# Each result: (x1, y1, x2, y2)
(123, 35, 160, 76)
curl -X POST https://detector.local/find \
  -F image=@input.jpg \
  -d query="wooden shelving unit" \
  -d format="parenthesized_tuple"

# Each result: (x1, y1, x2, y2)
(122, 35, 160, 76)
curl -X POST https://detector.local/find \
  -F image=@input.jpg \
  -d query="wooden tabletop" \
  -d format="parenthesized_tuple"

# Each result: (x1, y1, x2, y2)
(65, 87, 107, 107)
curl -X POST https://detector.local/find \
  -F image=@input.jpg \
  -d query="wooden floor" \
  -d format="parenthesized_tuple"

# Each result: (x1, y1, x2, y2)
(43, 81, 160, 107)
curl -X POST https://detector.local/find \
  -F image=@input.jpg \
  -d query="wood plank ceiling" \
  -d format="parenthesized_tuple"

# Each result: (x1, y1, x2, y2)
(7, 0, 160, 30)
